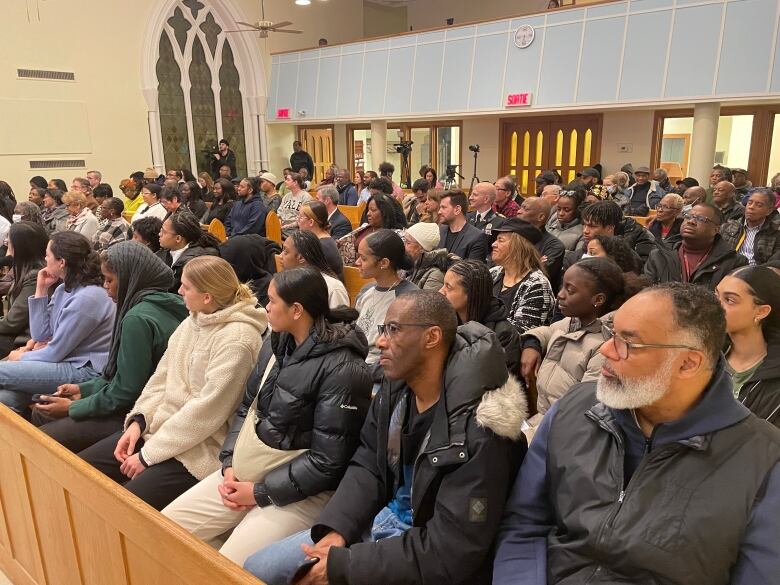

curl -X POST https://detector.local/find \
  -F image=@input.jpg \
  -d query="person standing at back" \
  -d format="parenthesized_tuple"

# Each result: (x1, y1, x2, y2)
(290, 141, 314, 180)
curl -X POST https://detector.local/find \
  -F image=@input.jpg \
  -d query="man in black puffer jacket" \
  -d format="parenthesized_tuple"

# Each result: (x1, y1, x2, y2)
(244, 291, 528, 585)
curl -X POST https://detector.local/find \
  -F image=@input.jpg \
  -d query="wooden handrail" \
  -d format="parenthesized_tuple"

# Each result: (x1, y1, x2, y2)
(0, 406, 263, 585)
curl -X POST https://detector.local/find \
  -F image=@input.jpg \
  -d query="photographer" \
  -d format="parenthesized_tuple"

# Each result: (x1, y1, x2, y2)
(210, 139, 236, 180)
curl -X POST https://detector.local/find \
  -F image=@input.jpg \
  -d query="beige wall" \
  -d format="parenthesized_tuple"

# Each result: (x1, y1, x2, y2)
(264, 0, 365, 54)
(266, 124, 297, 176)
(599, 110, 655, 177)
(461, 117, 501, 185)
(364, 1, 408, 38)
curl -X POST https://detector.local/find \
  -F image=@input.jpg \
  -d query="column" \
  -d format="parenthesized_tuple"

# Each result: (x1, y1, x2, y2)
(687, 102, 720, 186)
(370, 120, 387, 172)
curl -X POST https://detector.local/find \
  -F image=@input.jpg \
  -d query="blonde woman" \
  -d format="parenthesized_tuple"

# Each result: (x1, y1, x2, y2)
(79, 256, 268, 510)
(63, 191, 99, 240)
(489, 218, 555, 334)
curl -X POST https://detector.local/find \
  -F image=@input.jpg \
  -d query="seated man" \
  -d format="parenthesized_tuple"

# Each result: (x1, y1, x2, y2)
(720, 188, 780, 266)
(494, 282, 780, 585)
(644, 203, 747, 290)
(517, 196, 565, 287)
(493, 176, 521, 218)
(712, 180, 745, 223)
(92, 197, 131, 251)
(244, 291, 528, 585)
(316, 185, 352, 240)
(438, 190, 488, 261)
(468, 182, 500, 232)
(623, 166, 664, 216)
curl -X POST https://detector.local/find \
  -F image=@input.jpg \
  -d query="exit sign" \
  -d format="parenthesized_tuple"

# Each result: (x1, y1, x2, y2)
(506, 93, 532, 107)
(276, 108, 290, 119)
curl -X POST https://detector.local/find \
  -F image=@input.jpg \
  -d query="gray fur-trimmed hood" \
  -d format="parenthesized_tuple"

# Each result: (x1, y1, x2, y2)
(475, 374, 528, 440)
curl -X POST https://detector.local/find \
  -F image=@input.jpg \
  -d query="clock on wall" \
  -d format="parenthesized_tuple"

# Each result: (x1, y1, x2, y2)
(513, 25, 535, 49)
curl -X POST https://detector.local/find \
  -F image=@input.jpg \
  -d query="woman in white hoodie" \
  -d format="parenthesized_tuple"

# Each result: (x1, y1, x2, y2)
(79, 256, 268, 510)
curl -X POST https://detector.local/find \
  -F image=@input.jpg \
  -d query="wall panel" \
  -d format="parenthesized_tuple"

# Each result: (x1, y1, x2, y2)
(665, 3, 722, 98)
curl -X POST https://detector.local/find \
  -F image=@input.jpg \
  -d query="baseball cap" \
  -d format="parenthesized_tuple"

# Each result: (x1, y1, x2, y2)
(675, 177, 699, 189)
(491, 218, 542, 244)
(634, 166, 651, 174)
(732, 168, 748, 175)
(535, 171, 557, 184)
(577, 168, 600, 179)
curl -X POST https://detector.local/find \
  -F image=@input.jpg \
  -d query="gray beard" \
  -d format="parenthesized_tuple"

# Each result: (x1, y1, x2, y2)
(596, 355, 676, 410)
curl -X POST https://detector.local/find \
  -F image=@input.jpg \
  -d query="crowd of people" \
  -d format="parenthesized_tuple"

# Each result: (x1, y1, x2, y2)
(0, 146, 778, 585)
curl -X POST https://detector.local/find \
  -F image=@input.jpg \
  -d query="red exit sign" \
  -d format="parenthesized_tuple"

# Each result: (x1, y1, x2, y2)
(506, 93, 532, 107)
(276, 108, 290, 119)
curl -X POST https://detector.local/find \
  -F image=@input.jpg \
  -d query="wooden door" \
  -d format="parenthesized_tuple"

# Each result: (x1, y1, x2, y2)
(299, 126, 334, 184)
(501, 115, 602, 197)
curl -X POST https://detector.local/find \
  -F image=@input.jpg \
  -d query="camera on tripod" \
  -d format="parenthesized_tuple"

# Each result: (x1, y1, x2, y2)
(393, 140, 414, 156)
(445, 164, 458, 180)
(469, 144, 480, 153)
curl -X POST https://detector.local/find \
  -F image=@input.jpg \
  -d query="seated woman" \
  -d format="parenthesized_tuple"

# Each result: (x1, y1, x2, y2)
(280, 230, 349, 309)
(716, 266, 780, 428)
(337, 191, 407, 266)
(403, 222, 456, 292)
(78, 256, 268, 510)
(131, 216, 163, 252)
(163, 267, 372, 565)
(157, 212, 220, 292)
(0, 231, 115, 414)
(32, 241, 189, 452)
(489, 219, 555, 334)
(63, 191, 99, 240)
(159, 186, 184, 219)
(440, 260, 521, 374)
(547, 189, 585, 251)
(520, 257, 644, 439)
(198, 172, 215, 203)
(297, 200, 343, 279)
(647, 193, 684, 247)
(14, 201, 43, 225)
(585, 234, 643, 275)
(41, 188, 70, 233)
(220, 234, 280, 307)
(0, 222, 49, 358)
(132, 183, 167, 223)
(354, 229, 418, 364)
(204, 178, 236, 225)
(420, 189, 443, 224)
(180, 180, 209, 222)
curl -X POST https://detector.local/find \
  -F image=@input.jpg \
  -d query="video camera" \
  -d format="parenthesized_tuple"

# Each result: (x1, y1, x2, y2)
(469, 144, 480, 153)
(393, 140, 414, 156)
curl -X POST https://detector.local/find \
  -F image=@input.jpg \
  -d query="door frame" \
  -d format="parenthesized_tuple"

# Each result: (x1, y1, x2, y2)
(297, 124, 335, 183)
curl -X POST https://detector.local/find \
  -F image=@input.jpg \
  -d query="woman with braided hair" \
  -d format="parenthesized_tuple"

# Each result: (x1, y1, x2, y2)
(157, 211, 220, 292)
(32, 241, 189, 452)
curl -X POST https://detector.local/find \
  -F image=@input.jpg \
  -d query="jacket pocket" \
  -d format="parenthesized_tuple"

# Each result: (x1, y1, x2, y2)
(641, 479, 694, 551)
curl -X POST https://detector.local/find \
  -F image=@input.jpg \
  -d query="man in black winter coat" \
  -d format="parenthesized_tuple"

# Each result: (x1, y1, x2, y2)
(644, 203, 748, 290)
(244, 291, 528, 585)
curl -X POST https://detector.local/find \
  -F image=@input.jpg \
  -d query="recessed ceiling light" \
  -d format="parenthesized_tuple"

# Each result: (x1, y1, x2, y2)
(295, 0, 311, 5)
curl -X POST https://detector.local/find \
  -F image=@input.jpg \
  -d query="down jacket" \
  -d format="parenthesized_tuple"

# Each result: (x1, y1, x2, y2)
(522, 317, 608, 439)
(479, 296, 521, 376)
(219, 324, 372, 507)
(738, 341, 780, 428)
(408, 249, 459, 292)
(157, 244, 219, 293)
(313, 322, 528, 585)
(720, 210, 780, 265)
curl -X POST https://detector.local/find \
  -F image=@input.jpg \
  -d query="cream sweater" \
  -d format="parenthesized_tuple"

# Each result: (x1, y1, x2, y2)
(128, 299, 267, 480)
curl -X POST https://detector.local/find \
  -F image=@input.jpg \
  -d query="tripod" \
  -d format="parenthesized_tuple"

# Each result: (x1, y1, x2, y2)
(444, 166, 466, 190)
(468, 148, 480, 193)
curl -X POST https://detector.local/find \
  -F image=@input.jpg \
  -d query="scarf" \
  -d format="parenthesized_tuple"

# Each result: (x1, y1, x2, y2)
(102, 241, 175, 379)
(66, 207, 91, 229)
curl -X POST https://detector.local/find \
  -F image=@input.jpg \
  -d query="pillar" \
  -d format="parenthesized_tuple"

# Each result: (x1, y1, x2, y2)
(370, 120, 387, 172)
(687, 102, 720, 186)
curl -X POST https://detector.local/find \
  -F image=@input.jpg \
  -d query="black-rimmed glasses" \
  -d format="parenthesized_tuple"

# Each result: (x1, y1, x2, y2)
(602, 324, 701, 360)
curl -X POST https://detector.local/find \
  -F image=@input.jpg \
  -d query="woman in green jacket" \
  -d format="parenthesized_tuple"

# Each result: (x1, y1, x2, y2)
(32, 241, 188, 452)
(0, 222, 49, 358)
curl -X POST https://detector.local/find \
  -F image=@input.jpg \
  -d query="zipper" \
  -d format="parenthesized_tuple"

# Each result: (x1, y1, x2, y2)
(585, 412, 625, 549)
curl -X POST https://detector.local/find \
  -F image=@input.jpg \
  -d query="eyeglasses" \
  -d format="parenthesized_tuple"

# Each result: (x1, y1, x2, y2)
(602, 324, 701, 360)
(681, 211, 716, 225)
(377, 322, 436, 338)
(656, 204, 681, 212)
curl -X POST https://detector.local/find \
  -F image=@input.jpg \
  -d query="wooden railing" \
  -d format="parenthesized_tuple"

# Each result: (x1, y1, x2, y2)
(0, 406, 263, 585)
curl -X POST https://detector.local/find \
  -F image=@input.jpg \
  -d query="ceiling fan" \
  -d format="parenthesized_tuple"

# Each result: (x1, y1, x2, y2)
(226, 0, 303, 38)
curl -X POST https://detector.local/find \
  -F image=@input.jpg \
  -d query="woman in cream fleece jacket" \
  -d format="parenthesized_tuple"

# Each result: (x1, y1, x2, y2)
(79, 256, 267, 510)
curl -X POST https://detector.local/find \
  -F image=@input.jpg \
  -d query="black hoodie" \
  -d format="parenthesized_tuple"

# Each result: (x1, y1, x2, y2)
(219, 234, 281, 305)
(739, 341, 780, 428)
(479, 297, 521, 375)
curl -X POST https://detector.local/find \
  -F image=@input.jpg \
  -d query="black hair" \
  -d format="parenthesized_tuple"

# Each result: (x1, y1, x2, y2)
(273, 267, 359, 343)
(362, 192, 407, 229)
(424, 167, 438, 186)
(729, 265, 780, 343)
(50, 179, 68, 193)
(129, 172, 145, 196)
(289, 230, 336, 277)
(368, 177, 394, 195)
(131, 216, 162, 252)
(447, 260, 493, 323)
(49, 231, 103, 292)
(591, 234, 639, 273)
(378, 161, 395, 177)
(692, 202, 724, 226)
(168, 211, 221, 248)
(219, 139, 229, 147)
(214, 178, 237, 204)
(712, 164, 732, 182)
(103, 197, 125, 216)
(364, 228, 413, 271)
(159, 186, 181, 203)
(581, 200, 623, 228)
(442, 189, 469, 216)
(288, 172, 305, 189)
(573, 257, 646, 314)
(29, 187, 46, 201)
(44, 188, 64, 206)
(9, 222, 48, 298)
(412, 178, 430, 193)
(183, 181, 205, 214)
(143, 183, 162, 199)
(181, 169, 196, 182)
(395, 290, 458, 351)
(0, 181, 17, 204)
(557, 188, 585, 219)
(749, 187, 776, 208)
(93, 183, 113, 199)
(30, 176, 48, 189)
(648, 282, 726, 367)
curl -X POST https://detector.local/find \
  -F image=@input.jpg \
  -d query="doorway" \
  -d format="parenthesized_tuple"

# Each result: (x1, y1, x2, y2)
(298, 126, 334, 184)
(500, 115, 602, 197)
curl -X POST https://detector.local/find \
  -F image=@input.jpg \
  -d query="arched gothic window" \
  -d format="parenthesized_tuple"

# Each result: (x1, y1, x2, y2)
(156, 1, 247, 177)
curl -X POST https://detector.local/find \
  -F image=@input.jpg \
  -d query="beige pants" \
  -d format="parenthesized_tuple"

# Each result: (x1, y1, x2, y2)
(162, 469, 331, 565)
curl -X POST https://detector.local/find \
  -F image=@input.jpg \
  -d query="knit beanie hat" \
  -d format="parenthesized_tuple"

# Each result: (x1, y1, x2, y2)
(405, 222, 441, 252)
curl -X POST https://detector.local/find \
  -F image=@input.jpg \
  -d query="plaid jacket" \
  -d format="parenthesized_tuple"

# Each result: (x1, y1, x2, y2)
(93, 218, 131, 252)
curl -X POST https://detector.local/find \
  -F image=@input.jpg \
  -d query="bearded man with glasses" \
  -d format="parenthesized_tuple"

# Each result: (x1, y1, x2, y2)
(494, 282, 780, 585)
(643, 202, 747, 291)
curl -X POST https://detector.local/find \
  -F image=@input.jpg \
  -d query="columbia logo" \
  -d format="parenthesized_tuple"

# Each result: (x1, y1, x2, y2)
(340, 404, 358, 410)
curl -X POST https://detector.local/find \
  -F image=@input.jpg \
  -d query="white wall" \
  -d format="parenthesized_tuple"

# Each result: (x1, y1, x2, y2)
(599, 110, 655, 176)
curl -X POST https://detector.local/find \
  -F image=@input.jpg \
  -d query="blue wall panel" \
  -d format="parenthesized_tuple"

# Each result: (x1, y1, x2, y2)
(470, 33, 510, 109)
(537, 23, 582, 105)
(337, 53, 363, 116)
(359, 50, 388, 115)
(619, 11, 672, 100)
(384, 46, 415, 114)
(411, 42, 444, 113)
(268, 58, 280, 117)
(503, 26, 543, 101)
(295, 59, 318, 117)
(275, 61, 300, 113)
(439, 38, 474, 111)
(577, 17, 624, 103)
(717, 0, 776, 94)
(665, 4, 722, 98)
(315, 57, 340, 117)
(773, 23, 780, 92)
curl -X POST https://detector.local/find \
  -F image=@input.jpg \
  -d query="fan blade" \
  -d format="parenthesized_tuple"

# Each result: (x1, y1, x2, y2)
(225, 29, 260, 33)
(274, 28, 303, 34)
(236, 21, 261, 29)
(269, 21, 293, 29)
